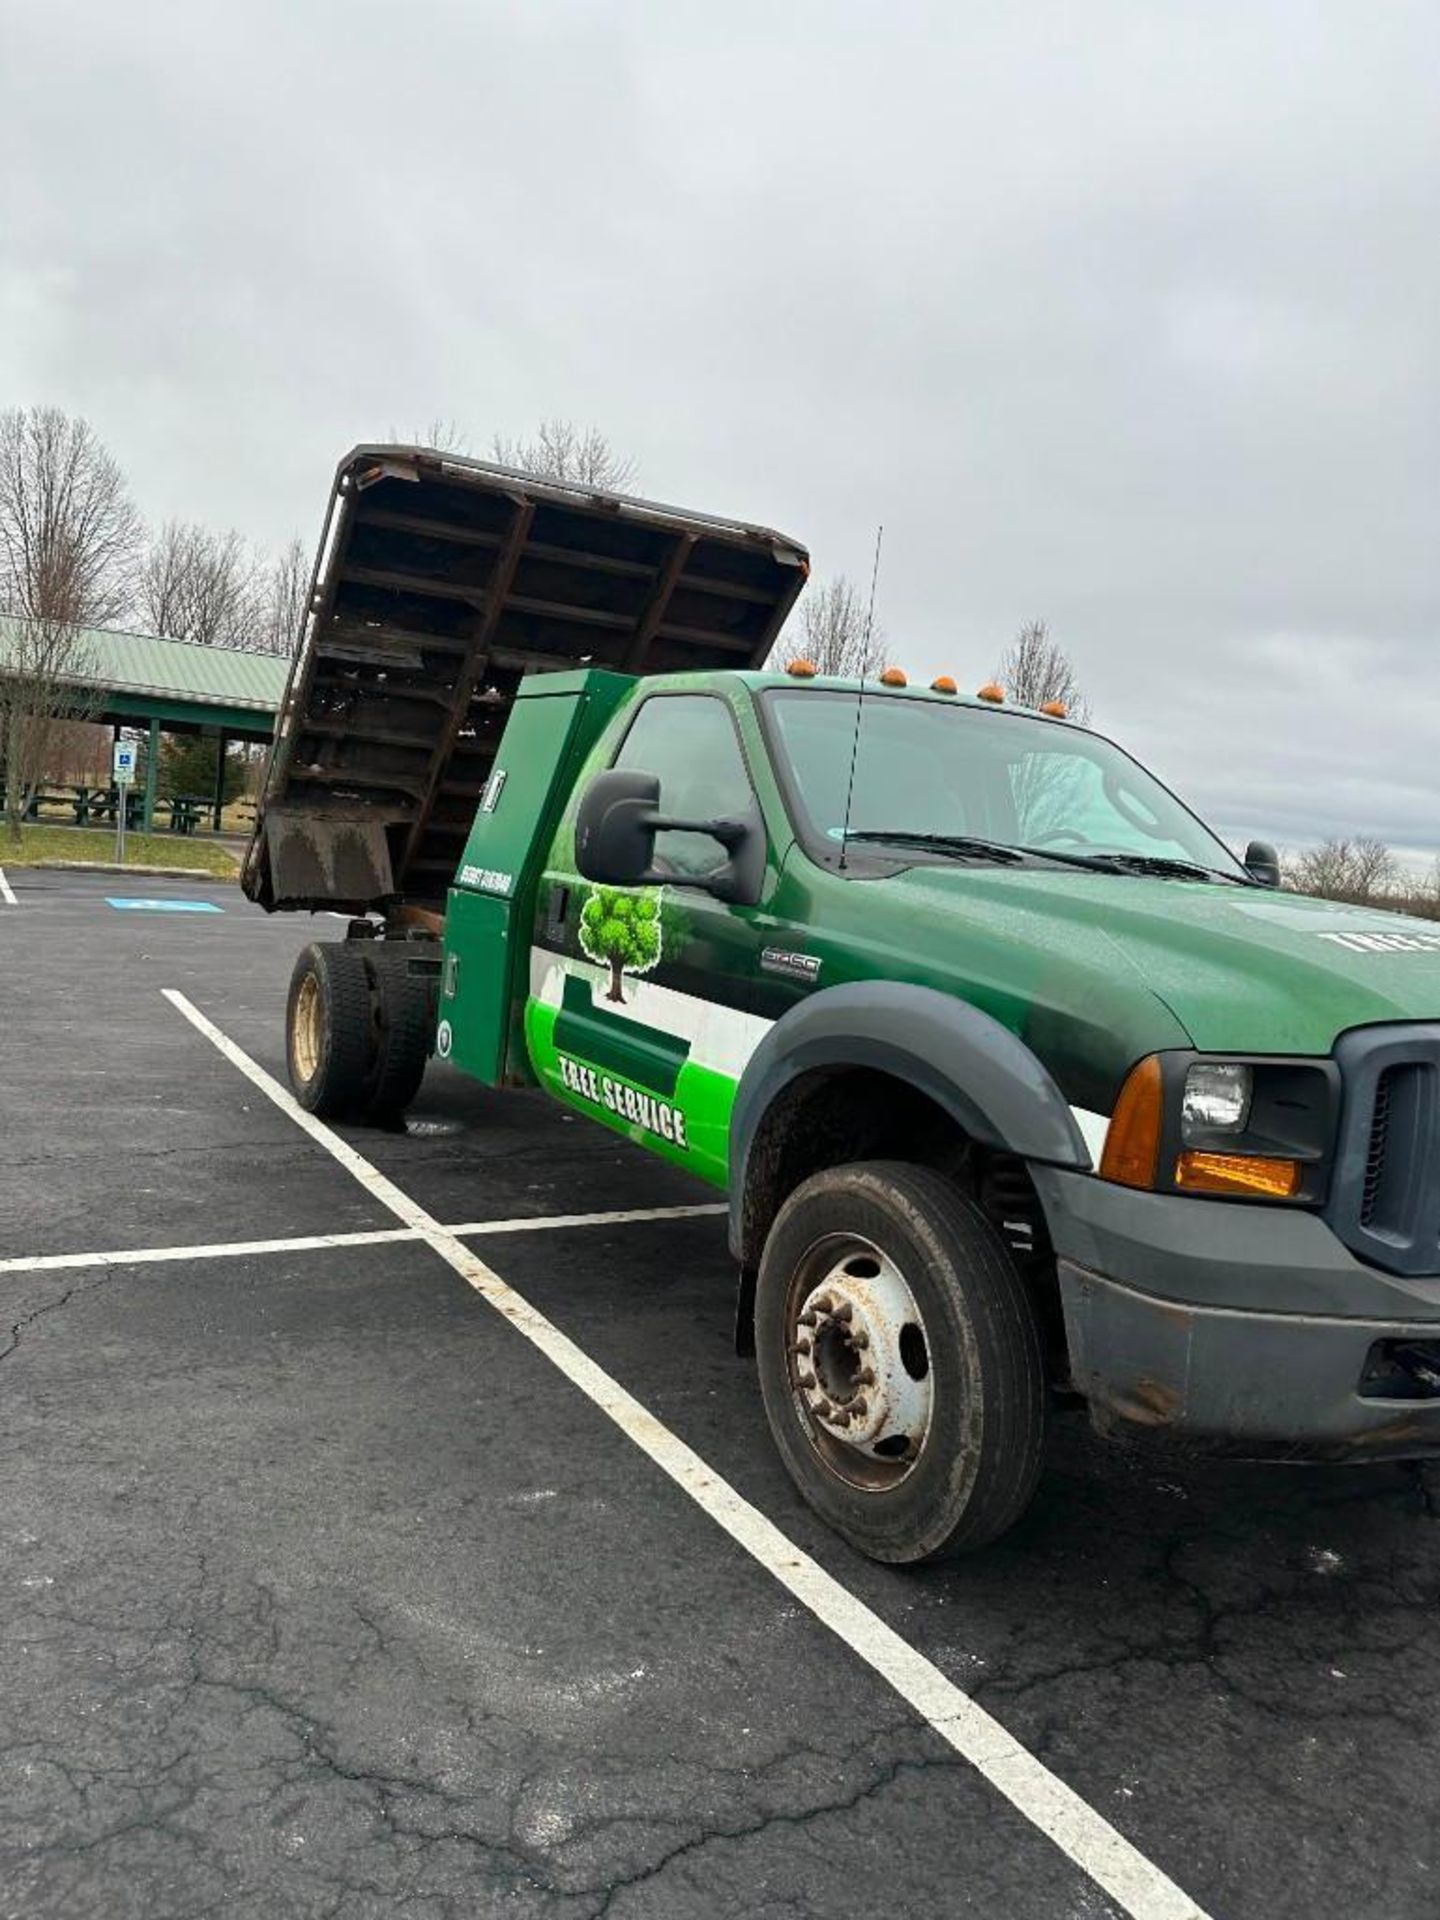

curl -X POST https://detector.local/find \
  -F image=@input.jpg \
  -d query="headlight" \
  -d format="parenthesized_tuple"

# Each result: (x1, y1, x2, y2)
(1182, 1062, 1251, 1138)
(1102, 1053, 1338, 1203)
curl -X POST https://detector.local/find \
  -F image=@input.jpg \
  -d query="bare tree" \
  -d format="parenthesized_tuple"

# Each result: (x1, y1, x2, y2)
(490, 419, 638, 492)
(773, 574, 883, 677)
(258, 537, 311, 656)
(405, 418, 472, 455)
(1288, 835, 1399, 904)
(996, 620, 1089, 720)
(138, 520, 267, 650)
(0, 615, 99, 844)
(0, 406, 140, 626)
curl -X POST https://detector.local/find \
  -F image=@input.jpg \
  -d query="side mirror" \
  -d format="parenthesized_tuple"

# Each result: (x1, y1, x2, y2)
(1244, 840, 1281, 888)
(575, 770, 662, 887)
(574, 768, 763, 904)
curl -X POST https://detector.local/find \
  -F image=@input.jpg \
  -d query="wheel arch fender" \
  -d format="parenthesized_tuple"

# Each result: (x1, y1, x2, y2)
(728, 981, 1090, 1264)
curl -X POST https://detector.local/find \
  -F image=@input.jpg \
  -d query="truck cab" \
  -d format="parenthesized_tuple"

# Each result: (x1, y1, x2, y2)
(253, 448, 1440, 1564)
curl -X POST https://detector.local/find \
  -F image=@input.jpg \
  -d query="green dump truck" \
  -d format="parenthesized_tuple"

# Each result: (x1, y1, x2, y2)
(247, 445, 1440, 1563)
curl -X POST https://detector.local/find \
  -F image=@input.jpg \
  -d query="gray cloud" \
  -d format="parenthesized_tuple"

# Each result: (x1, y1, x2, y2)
(2, 0, 1436, 858)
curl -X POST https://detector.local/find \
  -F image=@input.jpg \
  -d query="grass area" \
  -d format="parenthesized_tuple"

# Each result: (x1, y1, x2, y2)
(0, 823, 240, 876)
(219, 798, 260, 833)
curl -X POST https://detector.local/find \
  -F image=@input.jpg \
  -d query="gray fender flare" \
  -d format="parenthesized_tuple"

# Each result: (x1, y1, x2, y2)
(728, 981, 1091, 1262)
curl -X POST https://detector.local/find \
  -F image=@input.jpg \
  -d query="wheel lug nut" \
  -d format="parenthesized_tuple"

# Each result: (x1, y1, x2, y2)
(795, 1338, 811, 1356)
(797, 1370, 815, 1389)
(852, 1399, 867, 1418)
(815, 1295, 834, 1314)
(833, 1301, 853, 1323)
(798, 1311, 817, 1329)
(858, 1367, 875, 1386)
(853, 1331, 869, 1349)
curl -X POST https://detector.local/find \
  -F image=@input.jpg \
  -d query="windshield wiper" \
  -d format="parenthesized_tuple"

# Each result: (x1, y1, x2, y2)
(845, 830, 1026, 866)
(1018, 846, 1251, 885)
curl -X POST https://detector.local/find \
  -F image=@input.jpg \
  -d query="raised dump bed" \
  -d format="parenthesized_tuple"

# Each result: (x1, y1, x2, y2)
(242, 445, 809, 916)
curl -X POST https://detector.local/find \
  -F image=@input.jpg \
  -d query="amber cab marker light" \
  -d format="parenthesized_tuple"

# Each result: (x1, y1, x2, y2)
(977, 681, 1005, 704)
(931, 674, 958, 694)
(1099, 1055, 1164, 1189)
(879, 666, 908, 687)
(1176, 1152, 1302, 1199)
(785, 658, 818, 679)
(1040, 699, 1068, 719)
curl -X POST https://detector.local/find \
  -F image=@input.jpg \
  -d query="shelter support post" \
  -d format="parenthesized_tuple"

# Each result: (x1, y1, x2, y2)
(213, 731, 228, 832)
(142, 717, 160, 832)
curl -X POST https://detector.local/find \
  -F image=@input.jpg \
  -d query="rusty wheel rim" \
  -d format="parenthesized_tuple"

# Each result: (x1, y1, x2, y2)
(783, 1231, 935, 1492)
(292, 971, 323, 1083)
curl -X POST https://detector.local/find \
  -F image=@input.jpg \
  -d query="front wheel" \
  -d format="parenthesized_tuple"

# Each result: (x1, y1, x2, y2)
(755, 1161, 1046, 1563)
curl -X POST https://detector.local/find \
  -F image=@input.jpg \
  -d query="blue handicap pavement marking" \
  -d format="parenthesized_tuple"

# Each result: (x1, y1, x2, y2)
(106, 898, 224, 914)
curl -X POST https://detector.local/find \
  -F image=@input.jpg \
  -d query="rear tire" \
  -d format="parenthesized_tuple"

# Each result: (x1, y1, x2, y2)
(286, 942, 375, 1117)
(755, 1160, 1045, 1563)
(358, 946, 434, 1121)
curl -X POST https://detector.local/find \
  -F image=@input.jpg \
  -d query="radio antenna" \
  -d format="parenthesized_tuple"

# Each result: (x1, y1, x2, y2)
(838, 523, 884, 871)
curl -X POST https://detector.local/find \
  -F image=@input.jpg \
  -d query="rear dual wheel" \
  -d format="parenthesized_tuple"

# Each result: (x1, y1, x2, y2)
(286, 941, 432, 1122)
(755, 1161, 1046, 1563)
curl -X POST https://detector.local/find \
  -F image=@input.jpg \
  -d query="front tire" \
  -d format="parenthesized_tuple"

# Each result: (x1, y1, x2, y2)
(755, 1161, 1045, 1563)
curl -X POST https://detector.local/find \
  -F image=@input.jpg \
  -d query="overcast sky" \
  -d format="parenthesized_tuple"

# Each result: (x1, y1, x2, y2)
(2, 1, 1436, 861)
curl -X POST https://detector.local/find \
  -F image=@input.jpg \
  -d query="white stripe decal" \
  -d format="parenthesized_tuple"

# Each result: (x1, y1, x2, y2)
(161, 986, 1208, 1920)
(537, 946, 1115, 1169)
(1070, 1106, 1111, 1167)
(0, 868, 16, 906)
(530, 948, 771, 1081)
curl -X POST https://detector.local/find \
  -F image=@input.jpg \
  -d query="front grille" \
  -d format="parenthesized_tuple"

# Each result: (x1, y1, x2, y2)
(1328, 1029, 1440, 1277)
(1360, 1069, 1393, 1226)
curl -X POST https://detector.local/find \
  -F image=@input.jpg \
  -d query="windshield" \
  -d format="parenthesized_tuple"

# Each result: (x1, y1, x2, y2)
(763, 690, 1248, 878)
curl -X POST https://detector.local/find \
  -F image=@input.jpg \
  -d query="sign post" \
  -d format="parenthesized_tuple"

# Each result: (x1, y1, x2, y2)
(113, 739, 138, 865)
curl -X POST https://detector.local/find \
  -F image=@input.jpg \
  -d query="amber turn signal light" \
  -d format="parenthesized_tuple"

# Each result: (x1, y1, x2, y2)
(785, 658, 818, 678)
(879, 666, 908, 687)
(1040, 699, 1068, 718)
(1175, 1152, 1301, 1198)
(1099, 1056, 1164, 1189)
(977, 682, 1005, 703)
(931, 674, 957, 694)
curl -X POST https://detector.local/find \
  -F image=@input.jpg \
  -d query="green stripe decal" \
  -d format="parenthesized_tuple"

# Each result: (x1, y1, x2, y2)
(525, 998, 736, 1188)
(555, 973, 692, 1098)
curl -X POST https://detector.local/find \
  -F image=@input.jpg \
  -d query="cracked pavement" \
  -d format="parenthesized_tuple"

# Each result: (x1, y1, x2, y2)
(3, 870, 1438, 1916)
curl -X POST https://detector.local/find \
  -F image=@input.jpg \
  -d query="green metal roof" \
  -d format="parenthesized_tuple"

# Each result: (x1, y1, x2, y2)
(0, 620, 290, 714)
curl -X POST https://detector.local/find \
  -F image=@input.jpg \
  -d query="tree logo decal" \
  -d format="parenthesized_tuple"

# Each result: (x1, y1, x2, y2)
(578, 885, 663, 1003)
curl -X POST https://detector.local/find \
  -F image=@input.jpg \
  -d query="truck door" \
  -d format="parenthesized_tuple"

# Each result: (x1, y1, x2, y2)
(526, 691, 776, 1186)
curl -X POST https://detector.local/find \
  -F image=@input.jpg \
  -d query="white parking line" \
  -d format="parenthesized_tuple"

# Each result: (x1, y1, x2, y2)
(0, 1227, 418, 1276)
(161, 986, 1209, 1920)
(0, 1205, 728, 1277)
(0, 867, 16, 906)
(446, 1203, 726, 1236)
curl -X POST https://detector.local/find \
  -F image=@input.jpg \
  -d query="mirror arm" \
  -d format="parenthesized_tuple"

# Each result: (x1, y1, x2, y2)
(642, 810, 749, 849)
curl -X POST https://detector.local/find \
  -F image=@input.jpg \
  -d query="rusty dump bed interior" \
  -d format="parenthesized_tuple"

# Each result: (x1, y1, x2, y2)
(242, 445, 809, 915)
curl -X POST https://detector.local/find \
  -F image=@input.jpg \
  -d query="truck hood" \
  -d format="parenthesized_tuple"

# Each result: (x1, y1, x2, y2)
(884, 865, 1440, 1056)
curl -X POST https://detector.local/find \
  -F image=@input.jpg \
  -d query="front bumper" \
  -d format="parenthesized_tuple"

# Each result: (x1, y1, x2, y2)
(1033, 1167, 1440, 1460)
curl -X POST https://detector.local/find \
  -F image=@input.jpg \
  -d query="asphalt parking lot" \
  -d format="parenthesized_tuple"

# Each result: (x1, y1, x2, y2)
(4, 867, 1440, 1919)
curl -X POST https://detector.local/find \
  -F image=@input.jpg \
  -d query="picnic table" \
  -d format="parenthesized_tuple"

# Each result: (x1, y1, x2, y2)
(85, 786, 147, 829)
(16, 782, 137, 827)
(12, 783, 213, 834)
